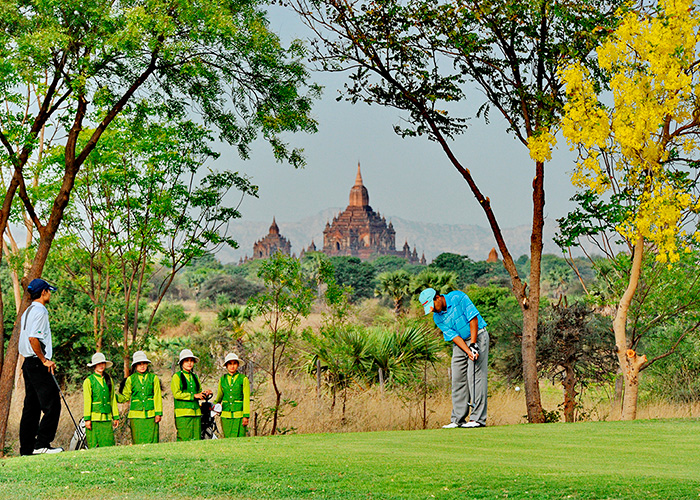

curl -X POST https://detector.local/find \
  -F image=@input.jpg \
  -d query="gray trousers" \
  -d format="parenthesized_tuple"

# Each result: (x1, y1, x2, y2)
(450, 329, 489, 425)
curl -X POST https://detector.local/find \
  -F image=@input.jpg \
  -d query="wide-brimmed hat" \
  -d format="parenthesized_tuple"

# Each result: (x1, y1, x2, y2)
(131, 350, 152, 368)
(419, 288, 437, 315)
(178, 349, 199, 364)
(223, 353, 244, 367)
(87, 352, 113, 368)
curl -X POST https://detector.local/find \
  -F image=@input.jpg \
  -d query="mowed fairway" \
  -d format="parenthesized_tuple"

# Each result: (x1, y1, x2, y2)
(1, 419, 698, 500)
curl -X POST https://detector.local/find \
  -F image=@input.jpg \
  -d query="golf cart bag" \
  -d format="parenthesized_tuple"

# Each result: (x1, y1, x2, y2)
(69, 418, 88, 451)
(200, 394, 220, 439)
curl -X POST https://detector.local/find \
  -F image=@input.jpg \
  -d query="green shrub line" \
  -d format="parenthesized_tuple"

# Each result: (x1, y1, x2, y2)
(1, 419, 698, 500)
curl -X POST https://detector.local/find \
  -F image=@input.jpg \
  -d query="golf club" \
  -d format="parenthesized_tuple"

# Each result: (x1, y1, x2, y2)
(468, 344, 478, 410)
(52, 374, 87, 450)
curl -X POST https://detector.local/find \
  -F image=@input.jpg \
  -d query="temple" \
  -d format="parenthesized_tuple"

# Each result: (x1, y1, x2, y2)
(245, 164, 425, 264)
(321, 164, 423, 263)
(252, 217, 292, 259)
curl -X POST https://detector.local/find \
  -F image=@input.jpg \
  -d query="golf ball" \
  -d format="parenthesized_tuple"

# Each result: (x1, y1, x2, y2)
(515, 386, 520, 392)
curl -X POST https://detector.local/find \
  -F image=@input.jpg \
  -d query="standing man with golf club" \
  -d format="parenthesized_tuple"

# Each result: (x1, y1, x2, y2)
(18, 278, 63, 455)
(420, 287, 489, 428)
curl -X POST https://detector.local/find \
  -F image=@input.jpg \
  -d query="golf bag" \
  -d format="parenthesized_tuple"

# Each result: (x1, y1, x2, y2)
(69, 418, 88, 451)
(200, 394, 220, 440)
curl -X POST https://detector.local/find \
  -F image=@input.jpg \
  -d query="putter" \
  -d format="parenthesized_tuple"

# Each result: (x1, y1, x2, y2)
(52, 374, 87, 450)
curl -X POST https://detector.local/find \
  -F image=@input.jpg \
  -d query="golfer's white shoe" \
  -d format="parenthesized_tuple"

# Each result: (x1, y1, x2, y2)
(462, 421, 484, 428)
(33, 446, 64, 454)
(441, 422, 461, 428)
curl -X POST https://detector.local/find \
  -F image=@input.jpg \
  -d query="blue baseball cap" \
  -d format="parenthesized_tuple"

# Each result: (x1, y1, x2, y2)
(419, 288, 437, 315)
(27, 278, 57, 295)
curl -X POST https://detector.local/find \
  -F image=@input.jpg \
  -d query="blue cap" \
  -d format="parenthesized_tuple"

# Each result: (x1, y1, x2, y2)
(419, 288, 437, 315)
(27, 278, 57, 295)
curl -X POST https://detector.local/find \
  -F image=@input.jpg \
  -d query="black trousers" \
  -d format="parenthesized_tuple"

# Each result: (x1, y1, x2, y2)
(19, 357, 61, 455)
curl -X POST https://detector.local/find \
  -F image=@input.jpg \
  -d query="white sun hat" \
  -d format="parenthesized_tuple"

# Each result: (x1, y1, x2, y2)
(178, 349, 199, 364)
(87, 352, 113, 368)
(131, 351, 152, 367)
(223, 353, 244, 367)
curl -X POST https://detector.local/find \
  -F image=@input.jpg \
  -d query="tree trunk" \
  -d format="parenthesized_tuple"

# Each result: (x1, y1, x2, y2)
(393, 297, 401, 318)
(621, 349, 646, 420)
(521, 160, 546, 423)
(0, 276, 4, 372)
(562, 363, 577, 423)
(316, 359, 322, 399)
(271, 338, 280, 435)
(0, 221, 61, 455)
(521, 307, 544, 422)
(614, 236, 645, 420)
(378, 367, 385, 393)
(341, 385, 347, 424)
(0, 283, 42, 455)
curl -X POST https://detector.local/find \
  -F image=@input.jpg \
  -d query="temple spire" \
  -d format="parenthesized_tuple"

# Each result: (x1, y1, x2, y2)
(269, 217, 280, 235)
(349, 162, 369, 207)
(355, 162, 363, 186)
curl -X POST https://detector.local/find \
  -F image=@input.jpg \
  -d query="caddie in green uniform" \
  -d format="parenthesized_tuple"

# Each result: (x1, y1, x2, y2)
(214, 353, 250, 438)
(117, 351, 162, 445)
(83, 352, 119, 448)
(171, 349, 211, 441)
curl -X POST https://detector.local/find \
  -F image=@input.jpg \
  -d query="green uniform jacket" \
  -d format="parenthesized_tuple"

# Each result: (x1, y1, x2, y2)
(171, 370, 202, 417)
(214, 373, 250, 419)
(117, 372, 163, 419)
(83, 373, 119, 422)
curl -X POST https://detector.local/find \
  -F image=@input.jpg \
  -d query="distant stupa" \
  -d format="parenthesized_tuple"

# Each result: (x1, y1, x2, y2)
(487, 247, 499, 263)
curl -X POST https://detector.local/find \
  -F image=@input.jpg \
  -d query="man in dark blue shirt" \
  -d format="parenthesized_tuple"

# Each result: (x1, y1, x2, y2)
(420, 287, 488, 428)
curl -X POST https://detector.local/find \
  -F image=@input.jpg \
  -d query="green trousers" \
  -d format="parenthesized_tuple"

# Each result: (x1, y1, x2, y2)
(86, 420, 115, 448)
(221, 417, 247, 438)
(130, 418, 159, 445)
(175, 416, 201, 441)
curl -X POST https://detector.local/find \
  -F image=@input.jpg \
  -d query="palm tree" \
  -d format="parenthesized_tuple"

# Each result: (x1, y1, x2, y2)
(305, 326, 372, 421)
(411, 268, 459, 296)
(375, 270, 412, 317)
(217, 304, 254, 334)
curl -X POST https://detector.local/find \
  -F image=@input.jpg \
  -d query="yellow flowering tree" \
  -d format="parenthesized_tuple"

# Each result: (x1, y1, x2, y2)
(560, 0, 700, 419)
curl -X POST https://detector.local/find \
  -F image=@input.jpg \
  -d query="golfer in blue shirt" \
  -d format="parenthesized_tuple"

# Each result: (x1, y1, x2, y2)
(420, 287, 488, 428)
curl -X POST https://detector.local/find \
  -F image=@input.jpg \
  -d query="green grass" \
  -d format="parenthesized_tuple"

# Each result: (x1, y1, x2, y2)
(1, 419, 698, 499)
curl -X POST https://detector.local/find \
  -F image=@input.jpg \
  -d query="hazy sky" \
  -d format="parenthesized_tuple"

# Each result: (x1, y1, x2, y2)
(217, 6, 580, 232)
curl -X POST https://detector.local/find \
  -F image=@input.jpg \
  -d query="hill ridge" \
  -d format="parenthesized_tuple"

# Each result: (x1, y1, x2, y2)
(219, 208, 566, 264)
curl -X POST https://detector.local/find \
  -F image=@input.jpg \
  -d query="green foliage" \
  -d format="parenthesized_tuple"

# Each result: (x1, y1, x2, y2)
(0, 0, 319, 170)
(304, 325, 371, 410)
(541, 408, 561, 424)
(248, 253, 315, 435)
(430, 253, 486, 287)
(371, 255, 411, 274)
(217, 305, 254, 329)
(642, 331, 700, 403)
(198, 274, 264, 305)
(555, 191, 632, 251)
(374, 270, 412, 316)
(152, 303, 189, 331)
(305, 323, 442, 406)
(411, 268, 458, 295)
(366, 324, 443, 388)
(329, 256, 377, 302)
